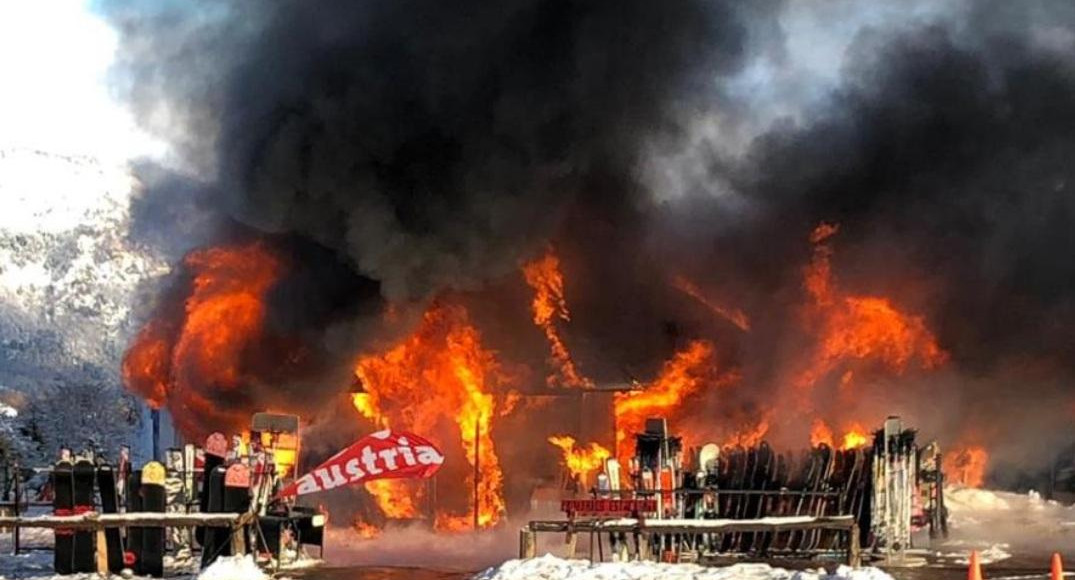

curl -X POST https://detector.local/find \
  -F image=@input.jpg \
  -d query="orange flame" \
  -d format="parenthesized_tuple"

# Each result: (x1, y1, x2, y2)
(840, 424, 869, 450)
(811, 419, 871, 450)
(353, 520, 381, 539)
(522, 249, 593, 388)
(547, 435, 611, 484)
(944, 445, 989, 487)
(613, 341, 733, 463)
(672, 276, 750, 331)
(796, 223, 946, 393)
(353, 303, 507, 529)
(122, 242, 283, 437)
(810, 419, 835, 448)
(723, 418, 770, 448)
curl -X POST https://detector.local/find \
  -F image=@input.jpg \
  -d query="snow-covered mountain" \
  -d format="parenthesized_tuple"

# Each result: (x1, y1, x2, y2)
(0, 148, 169, 463)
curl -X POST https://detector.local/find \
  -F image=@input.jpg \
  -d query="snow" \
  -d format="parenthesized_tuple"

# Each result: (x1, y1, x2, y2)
(938, 486, 1075, 560)
(473, 555, 893, 580)
(197, 556, 268, 580)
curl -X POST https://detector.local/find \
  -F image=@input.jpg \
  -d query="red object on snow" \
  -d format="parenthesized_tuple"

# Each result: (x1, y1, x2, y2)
(276, 429, 444, 498)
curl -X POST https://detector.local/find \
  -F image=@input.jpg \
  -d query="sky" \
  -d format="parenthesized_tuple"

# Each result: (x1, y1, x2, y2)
(0, 0, 159, 163)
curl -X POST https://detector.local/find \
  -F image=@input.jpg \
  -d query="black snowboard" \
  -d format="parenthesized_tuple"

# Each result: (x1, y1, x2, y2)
(200, 465, 230, 569)
(125, 470, 143, 574)
(140, 461, 167, 578)
(52, 460, 75, 575)
(72, 459, 97, 572)
(197, 433, 228, 547)
(223, 464, 252, 556)
(96, 464, 125, 573)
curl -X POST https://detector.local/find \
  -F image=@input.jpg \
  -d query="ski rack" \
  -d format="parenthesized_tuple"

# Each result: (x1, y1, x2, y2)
(532, 415, 947, 565)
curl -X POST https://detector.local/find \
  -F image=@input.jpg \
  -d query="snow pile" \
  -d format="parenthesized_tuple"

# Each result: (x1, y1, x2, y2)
(942, 486, 1075, 557)
(473, 554, 893, 580)
(197, 555, 268, 580)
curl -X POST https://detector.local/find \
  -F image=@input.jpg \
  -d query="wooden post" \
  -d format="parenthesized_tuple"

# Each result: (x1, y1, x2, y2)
(848, 523, 861, 568)
(95, 527, 109, 576)
(519, 528, 536, 558)
(565, 522, 577, 558)
(230, 523, 247, 555)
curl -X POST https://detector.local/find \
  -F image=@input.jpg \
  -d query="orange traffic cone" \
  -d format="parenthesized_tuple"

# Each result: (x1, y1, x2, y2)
(968, 550, 983, 580)
(1050, 553, 1064, 580)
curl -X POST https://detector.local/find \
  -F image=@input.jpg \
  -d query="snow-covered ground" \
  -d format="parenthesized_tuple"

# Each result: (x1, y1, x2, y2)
(474, 555, 894, 580)
(937, 486, 1075, 561)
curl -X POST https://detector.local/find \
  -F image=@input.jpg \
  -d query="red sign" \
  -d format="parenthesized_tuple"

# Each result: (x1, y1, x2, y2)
(561, 499, 657, 516)
(276, 429, 444, 498)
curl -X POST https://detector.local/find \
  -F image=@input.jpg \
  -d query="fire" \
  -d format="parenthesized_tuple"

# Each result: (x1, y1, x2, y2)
(353, 520, 381, 539)
(723, 418, 770, 448)
(944, 445, 989, 487)
(613, 341, 734, 462)
(841, 424, 869, 450)
(522, 248, 593, 388)
(364, 480, 421, 519)
(122, 242, 283, 437)
(352, 303, 507, 529)
(672, 276, 750, 331)
(796, 223, 946, 393)
(547, 435, 611, 484)
(810, 419, 835, 448)
(810, 419, 871, 450)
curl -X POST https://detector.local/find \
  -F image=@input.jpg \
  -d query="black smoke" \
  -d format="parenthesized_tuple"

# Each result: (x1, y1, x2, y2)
(101, 0, 1075, 479)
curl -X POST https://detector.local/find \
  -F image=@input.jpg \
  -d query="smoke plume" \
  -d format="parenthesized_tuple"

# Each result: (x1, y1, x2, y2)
(101, 0, 1075, 487)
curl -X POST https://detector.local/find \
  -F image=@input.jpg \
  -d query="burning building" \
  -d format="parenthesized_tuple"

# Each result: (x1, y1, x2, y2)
(101, 0, 1075, 541)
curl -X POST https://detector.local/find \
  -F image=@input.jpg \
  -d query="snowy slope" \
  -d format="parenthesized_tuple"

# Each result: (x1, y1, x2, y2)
(0, 148, 168, 463)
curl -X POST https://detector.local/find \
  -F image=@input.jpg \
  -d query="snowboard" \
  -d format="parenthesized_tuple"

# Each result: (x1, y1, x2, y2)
(52, 459, 75, 575)
(141, 461, 167, 578)
(96, 464, 125, 573)
(125, 470, 143, 574)
(224, 464, 252, 555)
(197, 432, 228, 547)
(200, 465, 229, 569)
(72, 458, 97, 572)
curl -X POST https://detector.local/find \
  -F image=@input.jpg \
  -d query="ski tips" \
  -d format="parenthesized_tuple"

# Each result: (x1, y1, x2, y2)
(1051, 553, 1064, 580)
(968, 550, 983, 580)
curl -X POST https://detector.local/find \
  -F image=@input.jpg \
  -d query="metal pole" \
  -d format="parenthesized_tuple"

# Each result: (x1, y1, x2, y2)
(151, 409, 161, 462)
(473, 414, 481, 531)
(12, 462, 20, 556)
